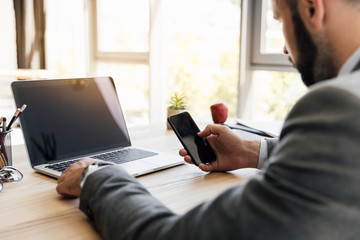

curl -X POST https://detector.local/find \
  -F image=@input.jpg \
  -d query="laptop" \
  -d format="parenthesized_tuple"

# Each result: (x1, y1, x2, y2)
(11, 77, 183, 178)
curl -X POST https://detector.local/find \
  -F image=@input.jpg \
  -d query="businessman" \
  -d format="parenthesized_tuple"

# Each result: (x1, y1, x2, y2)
(57, 0, 360, 239)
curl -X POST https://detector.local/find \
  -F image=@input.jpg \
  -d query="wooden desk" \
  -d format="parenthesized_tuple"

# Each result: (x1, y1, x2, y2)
(0, 123, 259, 239)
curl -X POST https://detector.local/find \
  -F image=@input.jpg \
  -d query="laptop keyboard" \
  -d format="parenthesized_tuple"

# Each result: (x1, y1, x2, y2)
(91, 148, 157, 163)
(45, 148, 158, 173)
(45, 159, 80, 172)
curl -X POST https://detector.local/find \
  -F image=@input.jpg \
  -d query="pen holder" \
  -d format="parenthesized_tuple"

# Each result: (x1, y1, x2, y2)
(0, 130, 12, 168)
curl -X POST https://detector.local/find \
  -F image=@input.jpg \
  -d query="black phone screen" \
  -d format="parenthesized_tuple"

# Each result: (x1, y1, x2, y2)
(168, 112, 216, 165)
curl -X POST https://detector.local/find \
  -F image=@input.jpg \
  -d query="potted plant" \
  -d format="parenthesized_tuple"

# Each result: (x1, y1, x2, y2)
(167, 92, 187, 129)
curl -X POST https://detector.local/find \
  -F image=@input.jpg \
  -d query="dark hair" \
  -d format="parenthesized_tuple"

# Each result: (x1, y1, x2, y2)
(284, 0, 297, 11)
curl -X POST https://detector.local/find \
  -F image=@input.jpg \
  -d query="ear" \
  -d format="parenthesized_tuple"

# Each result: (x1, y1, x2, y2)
(298, 0, 325, 31)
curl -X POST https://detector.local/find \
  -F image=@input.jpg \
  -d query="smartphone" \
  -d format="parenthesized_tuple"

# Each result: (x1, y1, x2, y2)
(168, 112, 216, 166)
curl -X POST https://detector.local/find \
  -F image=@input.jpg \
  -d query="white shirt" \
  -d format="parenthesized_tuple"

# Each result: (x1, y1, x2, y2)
(257, 47, 360, 169)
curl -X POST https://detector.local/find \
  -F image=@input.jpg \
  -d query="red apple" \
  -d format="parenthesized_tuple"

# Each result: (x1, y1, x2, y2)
(210, 102, 228, 124)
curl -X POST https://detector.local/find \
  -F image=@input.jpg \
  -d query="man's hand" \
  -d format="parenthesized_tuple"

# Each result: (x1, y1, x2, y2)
(56, 158, 97, 198)
(179, 124, 260, 172)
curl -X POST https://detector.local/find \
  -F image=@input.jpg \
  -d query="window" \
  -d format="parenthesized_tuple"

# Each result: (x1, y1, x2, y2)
(261, 0, 284, 54)
(90, 0, 241, 125)
(0, 0, 17, 117)
(89, 0, 150, 126)
(251, 71, 306, 120)
(241, 0, 307, 121)
(45, 0, 87, 77)
(161, 0, 241, 118)
(2, 0, 305, 126)
(251, 0, 289, 67)
(96, 0, 149, 53)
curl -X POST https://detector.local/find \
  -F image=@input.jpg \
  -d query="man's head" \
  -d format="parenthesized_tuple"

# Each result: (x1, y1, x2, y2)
(272, 0, 360, 86)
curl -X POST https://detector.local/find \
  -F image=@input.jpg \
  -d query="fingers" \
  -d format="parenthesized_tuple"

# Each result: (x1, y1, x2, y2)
(183, 155, 193, 164)
(179, 149, 187, 156)
(179, 149, 194, 164)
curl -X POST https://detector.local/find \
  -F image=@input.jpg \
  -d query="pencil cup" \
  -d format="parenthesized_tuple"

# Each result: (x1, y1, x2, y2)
(0, 130, 12, 168)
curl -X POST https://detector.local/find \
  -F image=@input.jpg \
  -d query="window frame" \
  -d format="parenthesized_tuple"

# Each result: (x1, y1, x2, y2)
(87, 0, 156, 124)
(250, 0, 293, 70)
(238, 0, 300, 119)
(89, 0, 150, 65)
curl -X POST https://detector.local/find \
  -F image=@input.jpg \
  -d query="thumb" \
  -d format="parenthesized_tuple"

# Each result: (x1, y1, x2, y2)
(198, 124, 226, 137)
(199, 163, 214, 172)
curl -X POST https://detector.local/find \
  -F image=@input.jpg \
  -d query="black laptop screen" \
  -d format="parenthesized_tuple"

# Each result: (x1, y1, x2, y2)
(11, 77, 131, 166)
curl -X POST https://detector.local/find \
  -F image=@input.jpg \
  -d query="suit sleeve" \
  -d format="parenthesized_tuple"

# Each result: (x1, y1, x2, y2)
(80, 86, 360, 240)
(265, 138, 278, 156)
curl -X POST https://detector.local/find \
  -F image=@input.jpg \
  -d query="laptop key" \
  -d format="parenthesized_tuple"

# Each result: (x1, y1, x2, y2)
(45, 159, 80, 172)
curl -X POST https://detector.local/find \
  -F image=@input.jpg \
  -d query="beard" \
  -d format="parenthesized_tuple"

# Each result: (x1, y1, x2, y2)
(291, 11, 337, 86)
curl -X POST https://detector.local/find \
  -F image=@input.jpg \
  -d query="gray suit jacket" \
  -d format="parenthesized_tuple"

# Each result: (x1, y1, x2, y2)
(80, 67, 360, 239)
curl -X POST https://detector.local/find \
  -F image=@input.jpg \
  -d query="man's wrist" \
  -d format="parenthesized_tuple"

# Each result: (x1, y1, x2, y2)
(80, 162, 115, 188)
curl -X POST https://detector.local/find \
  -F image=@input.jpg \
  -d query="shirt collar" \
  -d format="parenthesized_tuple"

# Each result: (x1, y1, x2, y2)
(338, 47, 360, 76)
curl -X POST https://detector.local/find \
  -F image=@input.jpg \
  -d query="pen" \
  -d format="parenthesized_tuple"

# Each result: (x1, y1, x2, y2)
(6, 108, 20, 131)
(7, 104, 27, 131)
(2, 117, 6, 132)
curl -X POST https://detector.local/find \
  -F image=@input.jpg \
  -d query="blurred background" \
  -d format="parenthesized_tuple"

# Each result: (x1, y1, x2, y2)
(0, 0, 306, 127)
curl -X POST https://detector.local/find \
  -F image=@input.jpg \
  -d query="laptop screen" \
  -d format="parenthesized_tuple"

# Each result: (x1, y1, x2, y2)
(11, 77, 131, 166)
